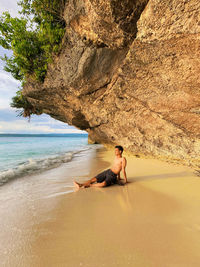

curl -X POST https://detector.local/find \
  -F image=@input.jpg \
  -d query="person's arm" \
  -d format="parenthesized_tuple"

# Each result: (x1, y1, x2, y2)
(117, 172, 122, 180)
(122, 157, 128, 184)
(90, 181, 106, 187)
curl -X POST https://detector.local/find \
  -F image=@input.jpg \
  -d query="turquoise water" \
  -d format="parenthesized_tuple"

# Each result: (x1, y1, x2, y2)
(0, 133, 93, 185)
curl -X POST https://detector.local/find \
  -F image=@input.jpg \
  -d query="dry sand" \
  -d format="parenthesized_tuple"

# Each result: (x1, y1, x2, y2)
(1, 147, 200, 266)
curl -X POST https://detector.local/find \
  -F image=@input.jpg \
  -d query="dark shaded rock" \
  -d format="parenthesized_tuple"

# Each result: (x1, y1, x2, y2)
(23, 0, 200, 167)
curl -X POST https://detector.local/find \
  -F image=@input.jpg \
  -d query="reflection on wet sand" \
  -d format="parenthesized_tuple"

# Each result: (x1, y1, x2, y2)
(1, 147, 200, 266)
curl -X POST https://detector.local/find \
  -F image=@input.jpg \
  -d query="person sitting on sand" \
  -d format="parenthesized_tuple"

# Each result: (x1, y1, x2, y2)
(74, 145, 127, 188)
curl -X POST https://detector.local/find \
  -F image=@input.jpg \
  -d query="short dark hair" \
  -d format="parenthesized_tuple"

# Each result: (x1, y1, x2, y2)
(115, 145, 123, 153)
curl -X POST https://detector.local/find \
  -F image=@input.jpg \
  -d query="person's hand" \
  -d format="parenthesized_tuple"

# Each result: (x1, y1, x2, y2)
(117, 180, 125, 186)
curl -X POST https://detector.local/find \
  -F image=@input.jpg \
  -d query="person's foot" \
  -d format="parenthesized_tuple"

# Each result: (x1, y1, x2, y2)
(83, 184, 90, 188)
(73, 181, 83, 189)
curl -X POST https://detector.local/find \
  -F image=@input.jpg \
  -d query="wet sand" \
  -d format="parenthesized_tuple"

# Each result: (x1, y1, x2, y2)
(1, 147, 200, 266)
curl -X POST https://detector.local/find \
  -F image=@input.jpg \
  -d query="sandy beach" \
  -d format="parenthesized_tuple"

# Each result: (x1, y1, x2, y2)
(1, 146, 200, 267)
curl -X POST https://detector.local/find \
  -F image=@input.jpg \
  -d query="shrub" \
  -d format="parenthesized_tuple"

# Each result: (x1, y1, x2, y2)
(0, 0, 66, 117)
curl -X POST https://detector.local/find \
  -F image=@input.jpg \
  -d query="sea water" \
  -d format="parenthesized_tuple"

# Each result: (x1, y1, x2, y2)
(0, 133, 98, 185)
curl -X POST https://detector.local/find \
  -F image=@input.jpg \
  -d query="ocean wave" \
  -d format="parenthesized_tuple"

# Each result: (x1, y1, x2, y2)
(0, 144, 104, 186)
(0, 150, 77, 186)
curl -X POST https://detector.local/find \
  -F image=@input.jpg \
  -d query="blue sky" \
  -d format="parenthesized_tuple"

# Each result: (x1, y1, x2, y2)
(0, 1, 86, 134)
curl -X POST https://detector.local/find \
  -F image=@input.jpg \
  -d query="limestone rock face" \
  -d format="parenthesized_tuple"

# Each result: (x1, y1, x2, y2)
(23, 0, 200, 167)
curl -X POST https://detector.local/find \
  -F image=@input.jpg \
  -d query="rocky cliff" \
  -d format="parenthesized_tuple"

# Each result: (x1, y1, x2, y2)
(23, 0, 200, 167)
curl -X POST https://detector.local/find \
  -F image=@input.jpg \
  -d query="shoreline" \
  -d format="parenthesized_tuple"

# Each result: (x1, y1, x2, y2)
(1, 146, 200, 266)
(0, 144, 103, 186)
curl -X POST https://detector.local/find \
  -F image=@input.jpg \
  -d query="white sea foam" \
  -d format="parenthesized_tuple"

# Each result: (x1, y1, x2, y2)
(0, 143, 103, 186)
(0, 151, 74, 185)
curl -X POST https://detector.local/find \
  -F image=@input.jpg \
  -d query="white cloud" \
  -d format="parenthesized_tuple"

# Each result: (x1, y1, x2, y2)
(0, 71, 20, 92)
(0, 0, 21, 17)
(0, 66, 21, 110)
(0, 99, 11, 110)
(0, 120, 86, 134)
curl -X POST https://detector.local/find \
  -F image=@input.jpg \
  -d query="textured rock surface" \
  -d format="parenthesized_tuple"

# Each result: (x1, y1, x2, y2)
(23, 0, 200, 167)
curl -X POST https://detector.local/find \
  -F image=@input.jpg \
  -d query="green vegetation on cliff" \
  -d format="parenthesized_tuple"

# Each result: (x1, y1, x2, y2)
(0, 0, 66, 117)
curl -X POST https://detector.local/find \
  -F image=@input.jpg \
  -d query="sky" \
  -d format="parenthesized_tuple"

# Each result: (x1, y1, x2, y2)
(0, 0, 86, 134)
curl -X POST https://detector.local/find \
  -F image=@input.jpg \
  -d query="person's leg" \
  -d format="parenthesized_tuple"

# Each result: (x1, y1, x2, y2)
(74, 177, 97, 188)
(74, 169, 108, 189)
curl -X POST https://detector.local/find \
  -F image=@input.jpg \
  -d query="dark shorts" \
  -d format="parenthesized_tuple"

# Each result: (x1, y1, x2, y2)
(96, 169, 117, 186)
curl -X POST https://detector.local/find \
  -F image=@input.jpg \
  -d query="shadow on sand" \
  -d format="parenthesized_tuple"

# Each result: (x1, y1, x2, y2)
(131, 170, 194, 183)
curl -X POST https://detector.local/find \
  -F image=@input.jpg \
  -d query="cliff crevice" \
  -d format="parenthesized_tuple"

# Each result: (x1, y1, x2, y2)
(23, 0, 200, 167)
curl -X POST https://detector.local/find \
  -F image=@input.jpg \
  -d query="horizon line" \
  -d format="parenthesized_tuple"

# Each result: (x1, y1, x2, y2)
(0, 132, 88, 135)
